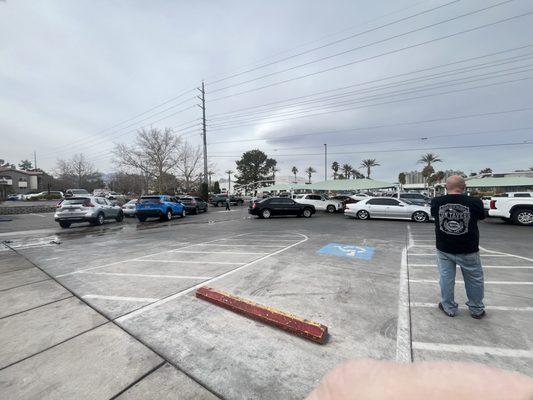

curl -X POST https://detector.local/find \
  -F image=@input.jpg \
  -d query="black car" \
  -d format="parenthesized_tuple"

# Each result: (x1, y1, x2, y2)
(179, 196, 208, 214)
(249, 197, 316, 219)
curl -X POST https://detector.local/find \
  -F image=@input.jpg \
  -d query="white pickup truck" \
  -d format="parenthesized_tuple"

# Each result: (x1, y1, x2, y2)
(488, 196, 533, 226)
(294, 194, 343, 213)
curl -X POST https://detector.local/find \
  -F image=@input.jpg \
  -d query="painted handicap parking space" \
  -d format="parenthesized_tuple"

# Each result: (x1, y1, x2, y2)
(317, 243, 375, 260)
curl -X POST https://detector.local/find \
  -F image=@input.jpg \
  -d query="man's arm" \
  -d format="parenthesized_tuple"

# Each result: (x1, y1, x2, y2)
(474, 198, 485, 220)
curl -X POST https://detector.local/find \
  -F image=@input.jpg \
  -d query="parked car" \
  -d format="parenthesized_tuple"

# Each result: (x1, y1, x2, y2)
(294, 194, 342, 213)
(179, 196, 208, 214)
(488, 196, 533, 226)
(331, 195, 359, 209)
(249, 197, 315, 219)
(136, 195, 186, 222)
(345, 197, 432, 223)
(209, 194, 244, 207)
(54, 196, 124, 228)
(26, 190, 64, 200)
(481, 196, 492, 211)
(121, 199, 138, 217)
(350, 193, 373, 201)
(65, 189, 89, 198)
(7, 194, 25, 201)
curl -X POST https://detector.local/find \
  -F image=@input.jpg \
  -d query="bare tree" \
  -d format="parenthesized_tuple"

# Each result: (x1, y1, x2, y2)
(175, 141, 203, 193)
(55, 153, 101, 189)
(113, 128, 180, 194)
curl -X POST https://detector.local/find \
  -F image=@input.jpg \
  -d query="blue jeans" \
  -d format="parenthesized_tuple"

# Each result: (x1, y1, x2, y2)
(436, 250, 485, 316)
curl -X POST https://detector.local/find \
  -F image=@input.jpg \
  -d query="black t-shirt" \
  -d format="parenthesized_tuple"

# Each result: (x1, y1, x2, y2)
(430, 194, 485, 254)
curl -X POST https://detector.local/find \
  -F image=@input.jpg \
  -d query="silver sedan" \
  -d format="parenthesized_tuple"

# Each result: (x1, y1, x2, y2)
(345, 197, 432, 223)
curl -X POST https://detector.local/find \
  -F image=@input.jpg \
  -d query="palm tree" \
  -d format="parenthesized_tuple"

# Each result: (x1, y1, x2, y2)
(360, 159, 380, 178)
(305, 166, 316, 184)
(398, 172, 406, 188)
(225, 170, 234, 194)
(291, 166, 298, 183)
(418, 153, 442, 167)
(351, 170, 364, 179)
(331, 161, 339, 179)
(341, 164, 352, 179)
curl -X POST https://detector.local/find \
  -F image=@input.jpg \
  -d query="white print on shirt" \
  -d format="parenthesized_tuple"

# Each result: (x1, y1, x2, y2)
(438, 203, 470, 235)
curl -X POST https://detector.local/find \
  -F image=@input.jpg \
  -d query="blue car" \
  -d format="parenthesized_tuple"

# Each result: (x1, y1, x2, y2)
(136, 195, 186, 222)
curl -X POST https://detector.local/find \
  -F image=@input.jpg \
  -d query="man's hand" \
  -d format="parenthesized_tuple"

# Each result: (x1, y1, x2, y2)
(306, 358, 533, 400)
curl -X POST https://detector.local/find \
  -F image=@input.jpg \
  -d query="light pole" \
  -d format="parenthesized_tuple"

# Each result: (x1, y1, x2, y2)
(324, 143, 327, 181)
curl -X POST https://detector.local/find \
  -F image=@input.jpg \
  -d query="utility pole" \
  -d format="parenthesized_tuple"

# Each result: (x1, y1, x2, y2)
(324, 143, 327, 181)
(199, 81, 208, 189)
(33, 150, 37, 170)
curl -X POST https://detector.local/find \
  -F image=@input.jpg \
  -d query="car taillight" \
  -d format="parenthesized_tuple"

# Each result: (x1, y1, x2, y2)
(490, 200, 497, 209)
(84, 200, 95, 207)
(252, 202, 257, 209)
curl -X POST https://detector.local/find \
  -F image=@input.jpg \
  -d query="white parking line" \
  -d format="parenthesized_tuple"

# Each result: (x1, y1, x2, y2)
(79, 272, 212, 279)
(56, 234, 248, 277)
(396, 226, 414, 363)
(29, 213, 47, 218)
(413, 342, 533, 358)
(411, 302, 533, 311)
(480, 246, 533, 263)
(116, 233, 309, 322)
(171, 250, 268, 255)
(195, 244, 285, 248)
(83, 294, 158, 302)
(133, 259, 240, 265)
(217, 238, 300, 242)
(409, 254, 516, 257)
(409, 264, 533, 269)
(410, 279, 533, 285)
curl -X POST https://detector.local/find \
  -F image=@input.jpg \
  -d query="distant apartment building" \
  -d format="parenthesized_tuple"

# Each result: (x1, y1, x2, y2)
(0, 166, 44, 195)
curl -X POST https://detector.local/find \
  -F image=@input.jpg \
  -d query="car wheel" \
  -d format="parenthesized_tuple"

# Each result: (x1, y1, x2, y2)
(95, 213, 105, 226)
(217, 201, 223, 207)
(137, 216, 146, 222)
(115, 211, 124, 222)
(204, 206, 208, 213)
(261, 209, 272, 219)
(302, 208, 312, 218)
(511, 208, 533, 226)
(59, 221, 70, 229)
(412, 211, 429, 223)
(181, 209, 186, 218)
(326, 205, 336, 213)
(162, 209, 172, 221)
(357, 210, 370, 220)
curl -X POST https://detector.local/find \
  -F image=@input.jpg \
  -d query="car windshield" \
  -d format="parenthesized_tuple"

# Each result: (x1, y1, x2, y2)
(180, 197, 193, 203)
(71, 189, 88, 194)
(139, 197, 161, 203)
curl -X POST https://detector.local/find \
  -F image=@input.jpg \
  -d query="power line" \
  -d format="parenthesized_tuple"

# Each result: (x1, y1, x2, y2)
(209, 9, 533, 102)
(207, 48, 533, 121)
(207, 106, 533, 145)
(208, 0, 516, 94)
(206, 75, 533, 132)
(207, 140, 533, 158)
(206, 0, 461, 86)
(208, 59, 533, 124)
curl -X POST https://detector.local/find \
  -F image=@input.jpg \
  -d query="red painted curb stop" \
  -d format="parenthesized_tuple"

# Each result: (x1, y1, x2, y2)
(196, 286, 328, 344)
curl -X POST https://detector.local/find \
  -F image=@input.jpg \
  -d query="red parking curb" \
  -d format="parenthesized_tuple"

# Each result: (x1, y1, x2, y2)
(196, 286, 328, 344)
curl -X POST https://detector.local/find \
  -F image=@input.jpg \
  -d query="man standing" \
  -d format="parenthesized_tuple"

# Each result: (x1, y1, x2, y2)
(225, 195, 231, 211)
(430, 175, 486, 319)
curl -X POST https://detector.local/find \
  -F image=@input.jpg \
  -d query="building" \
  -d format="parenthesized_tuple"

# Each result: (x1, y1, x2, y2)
(0, 166, 44, 196)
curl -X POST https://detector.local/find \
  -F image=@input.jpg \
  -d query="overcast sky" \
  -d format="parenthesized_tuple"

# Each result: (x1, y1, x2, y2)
(2, 0, 532, 181)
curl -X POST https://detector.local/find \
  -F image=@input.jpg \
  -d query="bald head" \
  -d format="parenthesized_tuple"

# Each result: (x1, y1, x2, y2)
(446, 175, 466, 194)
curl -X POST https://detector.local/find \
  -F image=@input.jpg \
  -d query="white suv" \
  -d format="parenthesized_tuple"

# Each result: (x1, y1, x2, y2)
(294, 194, 343, 213)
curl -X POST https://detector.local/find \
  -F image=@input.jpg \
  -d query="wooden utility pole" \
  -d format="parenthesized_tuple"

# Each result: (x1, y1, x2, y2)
(200, 81, 208, 187)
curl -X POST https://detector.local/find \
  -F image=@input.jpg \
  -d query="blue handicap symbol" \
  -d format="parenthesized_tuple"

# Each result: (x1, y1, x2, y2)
(317, 243, 375, 261)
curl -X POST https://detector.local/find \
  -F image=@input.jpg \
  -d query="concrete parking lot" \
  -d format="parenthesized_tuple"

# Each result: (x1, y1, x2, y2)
(0, 207, 531, 399)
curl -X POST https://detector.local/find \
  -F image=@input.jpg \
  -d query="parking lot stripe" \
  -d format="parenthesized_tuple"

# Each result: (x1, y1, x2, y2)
(479, 246, 533, 262)
(194, 244, 285, 248)
(409, 254, 515, 257)
(132, 259, 240, 265)
(171, 250, 268, 255)
(409, 264, 533, 269)
(82, 294, 158, 302)
(56, 233, 251, 277)
(412, 342, 533, 358)
(396, 245, 412, 363)
(79, 272, 212, 279)
(410, 279, 533, 285)
(411, 302, 533, 311)
(116, 233, 309, 322)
